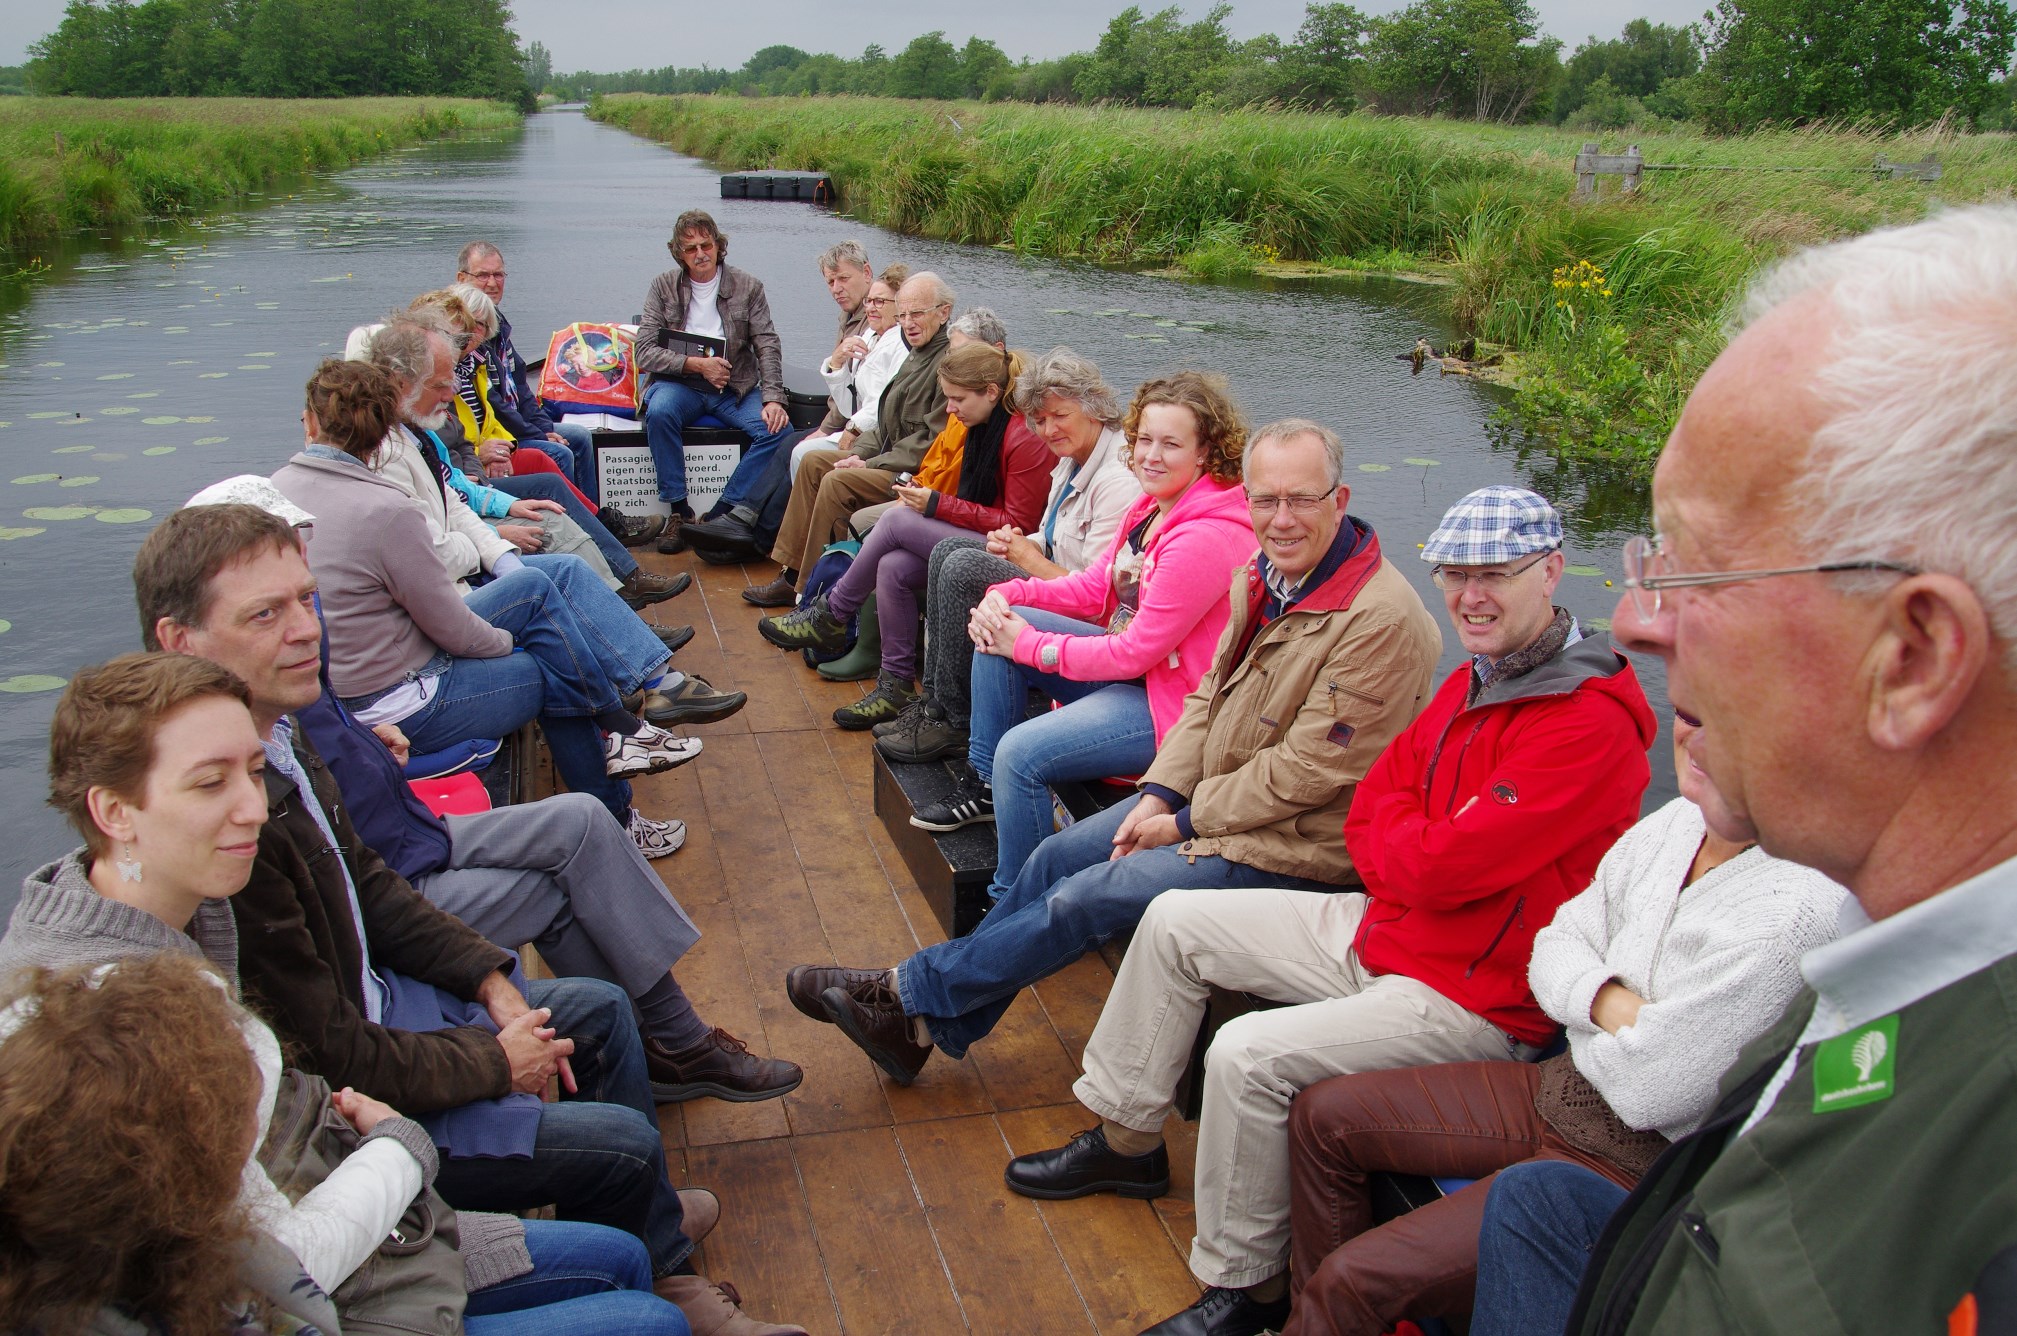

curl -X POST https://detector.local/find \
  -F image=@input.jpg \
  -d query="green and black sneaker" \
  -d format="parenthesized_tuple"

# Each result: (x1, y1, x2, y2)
(833, 673, 919, 731)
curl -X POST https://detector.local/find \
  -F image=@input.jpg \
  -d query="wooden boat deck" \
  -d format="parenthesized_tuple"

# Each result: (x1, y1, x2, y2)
(611, 543, 1205, 1335)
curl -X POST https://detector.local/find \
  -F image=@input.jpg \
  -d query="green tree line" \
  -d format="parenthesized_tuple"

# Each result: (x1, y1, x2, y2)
(551, 0, 2017, 131)
(24, 0, 534, 107)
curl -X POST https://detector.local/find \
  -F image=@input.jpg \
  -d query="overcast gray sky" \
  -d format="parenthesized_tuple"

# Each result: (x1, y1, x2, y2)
(6, 0, 1711, 70)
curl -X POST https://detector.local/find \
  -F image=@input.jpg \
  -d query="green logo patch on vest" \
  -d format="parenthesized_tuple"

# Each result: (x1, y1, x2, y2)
(1812, 1015, 1898, 1113)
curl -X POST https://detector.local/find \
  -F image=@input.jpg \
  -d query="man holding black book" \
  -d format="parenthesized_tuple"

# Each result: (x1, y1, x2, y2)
(636, 209, 794, 554)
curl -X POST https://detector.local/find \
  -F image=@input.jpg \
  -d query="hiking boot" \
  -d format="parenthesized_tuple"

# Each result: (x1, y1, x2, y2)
(643, 674, 748, 726)
(651, 624, 696, 655)
(652, 1275, 810, 1336)
(757, 595, 848, 653)
(872, 696, 931, 738)
(605, 722, 703, 777)
(740, 573, 797, 608)
(683, 512, 763, 560)
(653, 512, 688, 554)
(627, 809, 687, 860)
(910, 762, 994, 832)
(599, 506, 666, 548)
(618, 568, 691, 609)
(821, 978, 932, 1086)
(832, 674, 918, 731)
(645, 1027, 803, 1103)
(875, 705, 968, 764)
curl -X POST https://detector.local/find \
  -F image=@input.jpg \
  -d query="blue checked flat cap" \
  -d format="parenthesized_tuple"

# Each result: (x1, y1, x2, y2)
(1421, 486, 1563, 565)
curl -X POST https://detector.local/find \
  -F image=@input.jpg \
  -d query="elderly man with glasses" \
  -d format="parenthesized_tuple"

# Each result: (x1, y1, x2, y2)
(1466, 205, 2017, 1336)
(985, 484, 1655, 1336)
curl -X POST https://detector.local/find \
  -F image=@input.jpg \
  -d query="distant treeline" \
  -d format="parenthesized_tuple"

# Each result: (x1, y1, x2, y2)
(24, 0, 534, 108)
(550, 0, 2017, 132)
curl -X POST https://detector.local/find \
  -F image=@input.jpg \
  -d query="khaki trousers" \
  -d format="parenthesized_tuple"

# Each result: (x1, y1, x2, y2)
(1072, 888, 1525, 1290)
(768, 447, 897, 575)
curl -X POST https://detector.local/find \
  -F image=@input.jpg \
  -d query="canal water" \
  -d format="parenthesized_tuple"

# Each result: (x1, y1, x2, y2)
(0, 107, 1670, 912)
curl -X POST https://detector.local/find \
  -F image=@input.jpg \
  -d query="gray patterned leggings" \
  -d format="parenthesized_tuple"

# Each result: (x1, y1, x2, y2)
(924, 537, 1022, 726)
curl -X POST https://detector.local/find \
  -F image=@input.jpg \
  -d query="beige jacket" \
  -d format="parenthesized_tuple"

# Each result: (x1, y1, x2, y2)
(1140, 522, 1442, 885)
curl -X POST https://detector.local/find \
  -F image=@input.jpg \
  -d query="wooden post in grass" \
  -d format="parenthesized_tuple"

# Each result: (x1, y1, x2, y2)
(1575, 143, 1645, 199)
(1875, 157, 1942, 182)
(1576, 142, 1599, 198)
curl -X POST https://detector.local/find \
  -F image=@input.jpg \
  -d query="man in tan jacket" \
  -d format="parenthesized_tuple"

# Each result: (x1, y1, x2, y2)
(785, 419, 1442, 1085)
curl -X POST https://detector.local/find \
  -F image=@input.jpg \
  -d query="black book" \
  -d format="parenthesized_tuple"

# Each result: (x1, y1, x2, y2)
(656, 328, 727, 361)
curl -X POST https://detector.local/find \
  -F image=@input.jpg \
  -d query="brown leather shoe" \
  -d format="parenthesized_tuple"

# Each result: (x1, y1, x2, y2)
(645, 1028, 803, 1104)
(821, 979, 932, 1086)
(783, 963, 888, 1022)
(619, 569, 692, 608)
(652, 1274, 809, 1336)
(654, 512, 688, 554)
(676, 1188, 720, 1246)
(740, 573, 797, 608)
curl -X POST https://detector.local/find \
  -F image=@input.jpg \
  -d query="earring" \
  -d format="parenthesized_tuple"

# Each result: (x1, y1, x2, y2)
(116, 844, 143, 884)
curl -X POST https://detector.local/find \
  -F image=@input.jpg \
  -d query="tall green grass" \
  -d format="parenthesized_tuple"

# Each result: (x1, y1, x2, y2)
(0, 98, 522, 252)
(591, 93, 2017, 472)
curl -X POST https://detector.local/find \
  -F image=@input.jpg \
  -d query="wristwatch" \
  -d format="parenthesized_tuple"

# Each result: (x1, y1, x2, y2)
(1040, 643, 1060, 670)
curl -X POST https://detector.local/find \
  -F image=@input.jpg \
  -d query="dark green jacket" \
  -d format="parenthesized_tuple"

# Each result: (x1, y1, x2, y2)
(850, 325, 949, 473)
(1572, 956, 2017, 1333)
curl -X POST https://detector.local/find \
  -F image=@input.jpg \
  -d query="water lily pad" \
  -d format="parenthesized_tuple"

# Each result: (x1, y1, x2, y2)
(96, 372, 134, 381)
(51, 445, 92, 454)
(126, 391, 159, 399)
(309, 276, 351, 284)
(243, 350, 276, 358)
(0, 675, 67, 693)
(142, 446, 176, 456)
(184, 415, 215, 423)
(1357, 463, 1392, 472)
(1563, 564, 1604, 578)
(94, 508, 153, 524)
(237, 365, 270, 371)
(1401, 457, 1441, 467)
(198, 372, 228, 379)
(27, 411, 66, 420)
(101, 407, 140, 416)
(256, 302, 281, 310)
(57, 476, 99, 488)
(12, 474, 57, 484)
(1044, 308, 1075, 314)
(142, 416, 183, 425)
(192, 436, 229, 446)
(0, 619, 10, 633)
(0, 527, 46, 540)
(25, 505, 96, 520)
(168, 359, 197, 366)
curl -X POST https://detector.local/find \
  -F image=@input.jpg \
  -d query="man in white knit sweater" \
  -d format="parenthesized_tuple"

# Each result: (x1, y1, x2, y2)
(1277, 709, 1846, 1336)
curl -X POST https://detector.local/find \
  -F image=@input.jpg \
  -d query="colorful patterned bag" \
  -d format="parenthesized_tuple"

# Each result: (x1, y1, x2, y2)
(539, 322, 638, 417)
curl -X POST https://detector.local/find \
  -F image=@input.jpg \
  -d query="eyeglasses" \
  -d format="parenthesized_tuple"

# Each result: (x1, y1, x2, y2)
(862, 296, 893, 307)
(461, 269, 506, 281)
(1430, 551, 1550, 591)
(1621, 534, 1918, 624)
(895, 304, 948, 320)
(1244, 490, 1335, 516)
(676, 240, 716, 256)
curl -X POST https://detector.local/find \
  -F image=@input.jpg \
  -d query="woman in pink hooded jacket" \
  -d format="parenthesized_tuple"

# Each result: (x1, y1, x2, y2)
(911, 372, 1258, 900)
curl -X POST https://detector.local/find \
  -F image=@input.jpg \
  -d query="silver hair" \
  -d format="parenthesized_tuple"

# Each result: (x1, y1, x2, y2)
(448, 282, 499, 339)
(902, 271, 955, 311)
(818, 240, 869, 274)
(1242, 418, 1345, 488)
(457, 239, 502, 272)
(366, 318, 451, 426)
(1019, 346, 1121, 427)
(1737, 203, 2017, 669)
(949, 306, 1007, 348)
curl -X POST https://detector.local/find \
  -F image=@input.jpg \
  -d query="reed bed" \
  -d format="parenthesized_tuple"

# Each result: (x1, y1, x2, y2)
(592, 93, 2017, 469)
(0, 98, 521, 252)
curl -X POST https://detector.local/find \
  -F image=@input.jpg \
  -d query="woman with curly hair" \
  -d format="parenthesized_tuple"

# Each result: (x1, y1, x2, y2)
(911, 370, 1257, 899)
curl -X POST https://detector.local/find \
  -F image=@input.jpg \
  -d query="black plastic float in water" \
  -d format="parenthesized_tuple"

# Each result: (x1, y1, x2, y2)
(719, 170, 834, 203)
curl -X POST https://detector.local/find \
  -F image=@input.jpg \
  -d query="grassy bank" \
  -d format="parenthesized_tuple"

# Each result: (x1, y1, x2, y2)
(0, 98, 521, 253)
(590, 93, 2017, 473)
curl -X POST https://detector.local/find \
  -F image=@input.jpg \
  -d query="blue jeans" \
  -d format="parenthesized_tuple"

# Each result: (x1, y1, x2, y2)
(1471, 1160, 1629, 1336)
(519, 421, 600, 505)
(465, 1221, 687, 1336)
(435, 977, 694, 1278)
(898, 794, 1339, 1058)
(374, 567, 632, 821)
(968, 608, 1157, 894)
(520, 554, 669, 692)
(494, 473, 638, 578)
(641, 379, 789, 512)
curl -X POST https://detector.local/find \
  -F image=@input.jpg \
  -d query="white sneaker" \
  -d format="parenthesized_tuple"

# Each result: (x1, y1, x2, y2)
(627, 809, 687, 859)
(605, 722, 704, 777)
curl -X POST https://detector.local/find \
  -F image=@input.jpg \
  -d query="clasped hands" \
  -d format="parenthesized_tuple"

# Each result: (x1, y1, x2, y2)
(477, 970, 578, 1095)
(967, 589, 1032, 660)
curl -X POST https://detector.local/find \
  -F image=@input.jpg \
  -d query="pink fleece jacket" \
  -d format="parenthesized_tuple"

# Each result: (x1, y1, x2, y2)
(991, 475, 1255, 743)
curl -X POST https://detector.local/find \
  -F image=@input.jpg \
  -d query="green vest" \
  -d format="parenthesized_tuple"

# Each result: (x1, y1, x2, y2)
(1575, 954, 2017, 1333)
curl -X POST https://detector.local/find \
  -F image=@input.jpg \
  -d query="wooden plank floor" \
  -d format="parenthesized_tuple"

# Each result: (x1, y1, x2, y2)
(621, 542, 1204, 1336)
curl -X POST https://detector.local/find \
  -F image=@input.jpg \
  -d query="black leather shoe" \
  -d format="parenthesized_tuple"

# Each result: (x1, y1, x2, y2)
(1004, 1126, 1169, 1201)
(683, 512, 763, 559)
(821, 980, 931, 1086)
(1138, 1287, 1289, 1336)
(783, 963, 888, 1021)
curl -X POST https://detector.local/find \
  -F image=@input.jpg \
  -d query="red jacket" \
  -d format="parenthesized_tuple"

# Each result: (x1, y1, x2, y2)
(927, 414, 1051, 534)
(1343, 633, 1655, 1045)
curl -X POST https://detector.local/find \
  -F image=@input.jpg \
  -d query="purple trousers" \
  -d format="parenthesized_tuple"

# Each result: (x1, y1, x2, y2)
(828, 505, 973, 680)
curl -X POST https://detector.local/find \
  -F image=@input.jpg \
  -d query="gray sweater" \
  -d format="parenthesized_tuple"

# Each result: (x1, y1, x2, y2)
(270, 451, 512, 699)
(1, 853, 531, 1292)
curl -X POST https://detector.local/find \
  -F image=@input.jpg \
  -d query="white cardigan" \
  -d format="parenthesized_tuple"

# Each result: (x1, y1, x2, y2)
(374, 426, 512, 589)
(820, 325, 911, 437)
(1528, 797, 1847, 1140)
